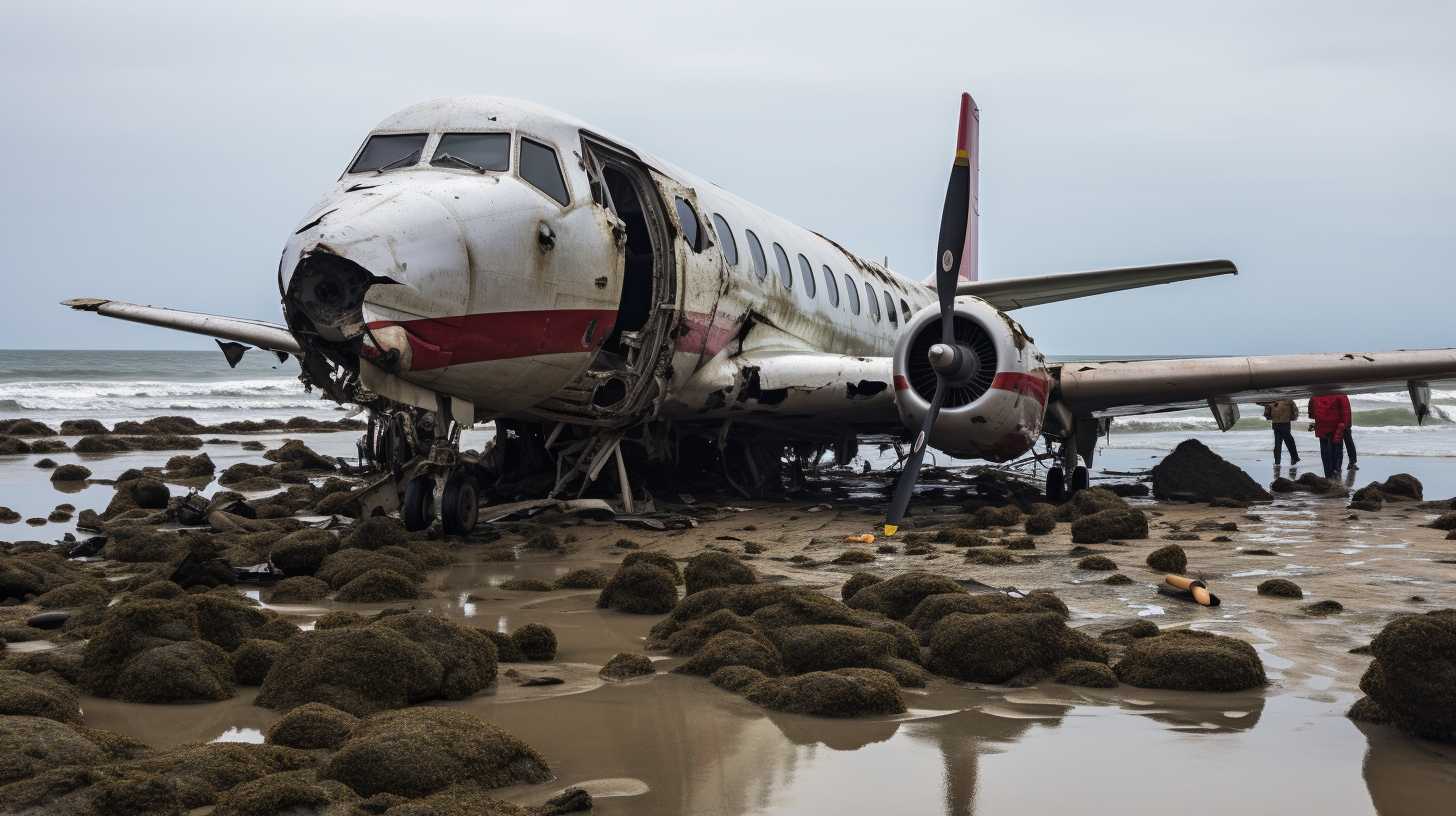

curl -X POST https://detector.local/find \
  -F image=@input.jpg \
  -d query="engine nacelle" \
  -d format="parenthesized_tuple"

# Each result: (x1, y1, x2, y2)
(891, 297, 1049, 462)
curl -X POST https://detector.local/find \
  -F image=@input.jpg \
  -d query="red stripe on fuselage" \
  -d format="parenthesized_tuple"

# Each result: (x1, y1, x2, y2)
(367, 308, 618, 371)
(675, 311, 739, 359)
(990, 371, 1049, 404)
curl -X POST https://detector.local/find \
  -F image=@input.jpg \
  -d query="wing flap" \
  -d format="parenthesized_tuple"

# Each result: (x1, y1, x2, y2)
(1057, 349, 1456, 416)
(955, 259, 1236, 310)
(63, 298, 302, 355)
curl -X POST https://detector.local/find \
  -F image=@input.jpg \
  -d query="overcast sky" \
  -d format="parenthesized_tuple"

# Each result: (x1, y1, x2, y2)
(3, 0, 1452, 355)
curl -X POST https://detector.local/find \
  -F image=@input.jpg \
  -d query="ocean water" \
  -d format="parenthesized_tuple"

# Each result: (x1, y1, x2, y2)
(2, 349, 1453, 496)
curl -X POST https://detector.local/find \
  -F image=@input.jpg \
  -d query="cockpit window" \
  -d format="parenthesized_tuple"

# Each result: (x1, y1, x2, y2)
(431, 133, 510, 172)
(348, 133, 428, 174)
(520, 138, 571, 205)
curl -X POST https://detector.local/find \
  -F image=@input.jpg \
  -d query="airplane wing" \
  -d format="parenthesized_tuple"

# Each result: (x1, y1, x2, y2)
(955, 260, 1235, 311)
(1055, 349, 1456, 418)
(62, 298, 302, 356)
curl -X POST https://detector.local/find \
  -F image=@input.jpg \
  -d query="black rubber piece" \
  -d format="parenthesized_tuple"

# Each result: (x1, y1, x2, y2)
(1046, 466, 1066, 503)
(441, 472, 479, 535)
(402, 475, 435, 532)
(1070, 465, 1090, 494)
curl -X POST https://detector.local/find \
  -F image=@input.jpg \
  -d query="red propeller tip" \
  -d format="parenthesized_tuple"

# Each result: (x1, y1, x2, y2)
(955, 93, 972, 154)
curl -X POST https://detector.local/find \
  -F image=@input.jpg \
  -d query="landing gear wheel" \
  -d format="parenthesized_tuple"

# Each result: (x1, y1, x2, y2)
(1046, 466, 1066, 503)
(402, 476, 435, 532)
(441, 472, 479, 535)
(1070, 465, 1090, 494)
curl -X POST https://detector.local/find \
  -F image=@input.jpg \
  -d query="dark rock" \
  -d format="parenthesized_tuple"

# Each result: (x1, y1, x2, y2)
(59, 419, 108, 435)
(1356, 609, 1456, 742)
(371, 612, 498, 700)
(676, 630, 783, 676)
(510, 623, 557, 661)
(1104, 573, 1134, 585)
(49, 463, 92, 482)
(1145, 544, 1187, 573)
(263, 439, 335, 471)
(269, 530, 331, 577)
(322, 707, 550, 797)
(264, 701, 359, 749)
(336, 569, 423, 602)
(33, 457, 57, 469)
(0, 715, 108, 784)
(0, 418, 54, 436)
(1105, 482, 1151, 498)
(255, 627, 444, 716)
(1257, 579, 1303, 598)
(1346, 695, 1391, 725)
(1055, 659, 1118, 688)
(163, 453, 215, 478)
(1113, 630, 1266, 691)
(599, 652, 654, 681)
(1152, 439, 1272, 502)
(553, 568, 608, 589)
(0, 669, 82, 722)
(1303, 600, 1344, 616)
(833, 549, 876, 565)
(928, 611, 1106, 684)
(1077, 555, 1117, 571)
(766, 624, 898, 675)
(269, 576, 331, 604)
(1070, 509, 1148, 543)
(1024, 512, 1057, 535)
(684, 551, 756, 595)
(342, 517, 407, 550)
(1379, 474, 1423, 501)
(112, 640, 235, 702)
(597, 563, 678, 614)
(844, 571, 966, 620)
(231, 638, 284, 685)
(500, 578, 553, 592)
(733, 666, 906, 717)
(619, 550, 682, 583)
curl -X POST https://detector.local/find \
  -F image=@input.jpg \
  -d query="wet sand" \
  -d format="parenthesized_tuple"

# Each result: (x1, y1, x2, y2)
(55, 476, 1456, 815)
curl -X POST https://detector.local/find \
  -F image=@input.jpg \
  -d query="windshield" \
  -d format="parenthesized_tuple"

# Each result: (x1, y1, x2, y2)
(431, 133, 511, 172)
(347, 133, 427, 174)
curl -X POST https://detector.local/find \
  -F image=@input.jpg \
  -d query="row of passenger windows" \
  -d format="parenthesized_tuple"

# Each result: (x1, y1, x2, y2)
(678, 199, 914, 326)
(346, 132, 571, 207)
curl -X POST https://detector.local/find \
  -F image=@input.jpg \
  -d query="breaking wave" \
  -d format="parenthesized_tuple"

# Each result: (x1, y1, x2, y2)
(1114, 406, 1452, 433)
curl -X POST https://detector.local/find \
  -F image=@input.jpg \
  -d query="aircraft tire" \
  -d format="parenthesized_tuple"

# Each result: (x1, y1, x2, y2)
(1070, 465, 1090, 494)
(402, 476, 435, 532)
(441, 472, 479, 535)
(1045, 466, 1065, 503)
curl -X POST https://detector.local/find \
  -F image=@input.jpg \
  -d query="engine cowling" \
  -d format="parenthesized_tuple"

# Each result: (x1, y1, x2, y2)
(891, 297, 1049, 462)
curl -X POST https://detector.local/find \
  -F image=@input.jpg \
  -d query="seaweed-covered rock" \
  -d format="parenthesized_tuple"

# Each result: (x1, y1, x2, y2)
(510, 623, 557, 661)
(49, 463, 92, 482)
(676, 630, 782, 676)
(599, 652, 654, 681)
(335, 569, 423, 602)
(844, 571, 966, 620)
(1379, 473, 1423, 501)
(1071, 510, 1148, 544)
(927, 612, 1107, 684)
(59, 418, 108, 435)
(1114, 630, 1266, 691)
(210, 769, 331, 816)
(264, 439, 336, 471)
(619, 550, 681, 583)
(1303, 600, 1344, 616)
(966, 549, 1015, 565)
(833, 549, 876, 565)
(766, 624, 898, 675)
(0, 435, 32, 455)
(269, 576, 331, 604)
(270, 530, 332, 577)
(1099, 620, 1161, 644)
(484, 630, 525, 663)
(1257, 578, 1303, 598)
(317, 550, 423, 589)
(164, 453, 215, 478)
(904, 591, 1068, 639)
(1077, 555, 1117, 571)
(597, 563, 678, 614)
(112, 640, 235, 702)
(255, 627, 444, 715)
(372, 613, 498, 700)
(1346, 695, 1391, 725)
(323, 707, 550, 797)
(1357, 609, 1456, 742)
(0, 715, 108, 784)
(500, 578, 553, 592)
(741, 667, 905, 717)
(1145, 544, 1187, 573)
(1066, 487, 1128, 517)
(1055, 659, 1118, 688)
(553, 568, 608, 589)
(36, 580, 109, 609)
(1151, 439, 1272, 502)
(1024, 511, 1057, 535)
(265, 702, 359, 750)
(79, 598, 199, 697)
(121, 741, 314, 808)
(189, 593, 269, 651)
(840, 572, 882, 602)
(231, 638, 285, 685)
(0, 669, 82, 722)
(683, 551, 756, 596)
(342, 517, 407, 551)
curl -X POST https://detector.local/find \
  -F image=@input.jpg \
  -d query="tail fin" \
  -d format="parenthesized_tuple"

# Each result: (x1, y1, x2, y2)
(955, 93, 980, 282)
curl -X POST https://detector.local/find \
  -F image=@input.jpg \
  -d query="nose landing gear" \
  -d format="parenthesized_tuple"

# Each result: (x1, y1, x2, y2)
(353, 398, 485, 535)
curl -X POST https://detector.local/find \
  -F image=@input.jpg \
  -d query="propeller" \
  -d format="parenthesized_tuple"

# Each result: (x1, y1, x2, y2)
(884, 93, 977, 537)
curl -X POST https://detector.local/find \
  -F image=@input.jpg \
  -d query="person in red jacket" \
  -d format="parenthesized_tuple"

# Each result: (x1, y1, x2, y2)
(1308, 394, 1351, 477)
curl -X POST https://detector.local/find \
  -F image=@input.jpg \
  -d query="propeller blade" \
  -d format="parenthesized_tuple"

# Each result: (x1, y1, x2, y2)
(885, 376, 945, 536)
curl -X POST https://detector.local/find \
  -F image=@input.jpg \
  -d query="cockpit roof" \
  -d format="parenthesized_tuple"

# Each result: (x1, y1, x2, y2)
(372, 96, 596, 146)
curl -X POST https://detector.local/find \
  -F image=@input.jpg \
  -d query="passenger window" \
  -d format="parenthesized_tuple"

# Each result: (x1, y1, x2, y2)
(885, 291, 898, 326)
(674, 197, 703, 251)
(844, 274, 861, 314)
(821, 265, 839, 307)
(745, 230, 769, 282)
(711, 214, 739, 266)
(520, 138, 570, 205)
(865, 282, 881, 322)
(798, 254, 816, 298)
(348, 133, 427, 174)
(772, 243, 793, 289)
(900, 298, 912, 323)
(431, 133, 510, 172)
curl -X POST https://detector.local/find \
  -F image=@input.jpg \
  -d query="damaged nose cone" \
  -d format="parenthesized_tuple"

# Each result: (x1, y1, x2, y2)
(285, 253, 376, 343)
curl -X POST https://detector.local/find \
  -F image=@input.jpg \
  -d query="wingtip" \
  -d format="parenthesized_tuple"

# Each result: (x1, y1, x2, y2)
(61, 297, 108, 311)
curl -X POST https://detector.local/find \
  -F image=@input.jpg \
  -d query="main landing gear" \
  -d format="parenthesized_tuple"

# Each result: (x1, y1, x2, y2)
(1045, 442, 1089, 503)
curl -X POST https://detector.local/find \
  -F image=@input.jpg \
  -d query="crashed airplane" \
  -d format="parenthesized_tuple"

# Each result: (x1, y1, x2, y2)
(65, 93, 1456, 535)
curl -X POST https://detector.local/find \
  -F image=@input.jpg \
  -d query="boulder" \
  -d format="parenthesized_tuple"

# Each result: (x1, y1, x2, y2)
(35, 580, 109, 609)
(1071, 509, 1148, 543)
(317, 550, 423, 589)
(269, 576, 331, 604)
(79, 598, 199, 697)
(904, 591, 1068, 639)
(1145, 544, 1187, 573)
(189, 593, 269, 651)
(231, 639, 285, 685)
(111, 640, 235, 702)
(255, 626, 444, 716)
(323, 707, 550, 797)
(599, 652, 655, 681)
(1055, 659, 1118, 688)
(209, 769, 332, 816)
(1077, 555, 1117, 571)
(553, 568, 608, 589)
(1113, 630, 1266, 691)
(0, 435, 31, 454)
(738, 667, 905, 717)
(676, 630, 783, 676)
(1024, 512, 1057, 535)
(265, 701, 360, 749)
(371, 613, 498, 700)
(119, 741, 313, 808)
(1379, 473, 1423, 501)
(341, 517, 407, 551)
(500, 578, 553, 592)
(49, 463, 92, 482)
(1257, 578, 1303, 598)
(510, 623, 557, 661)
(263, 440, 335, 471)
(164, 453, 215, 478)
(844, 571, 966, 620)
(1356, 609, 1456, 742)
(0, 669, 82, 722)
(1151, 439, 1272, 502)
(840, 572, 882, 602)
(0, 715, 108, 784)
(59, 419, 108, 435)
(683, 551, 756, 596)
(766, 624, 898, 675)
(927, 611, 1107, 684)
(1303, 600, 1344, 616)
(270, 530, 332, 577)
(335, 569, 423, 602)
(597, 563, 678, 614)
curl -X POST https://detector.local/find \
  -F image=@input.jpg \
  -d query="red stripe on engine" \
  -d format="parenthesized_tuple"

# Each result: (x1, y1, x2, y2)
(893, 374, 911, 392)
(366, 308, 618, 371)
(990, 371, 1050, 404)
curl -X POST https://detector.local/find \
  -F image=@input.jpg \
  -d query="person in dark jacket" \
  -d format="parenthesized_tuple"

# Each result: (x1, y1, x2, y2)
(1262, 399, 1300, 466)
(1338, 394, 1357, 470)
(1308, 394, 1351, 478)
